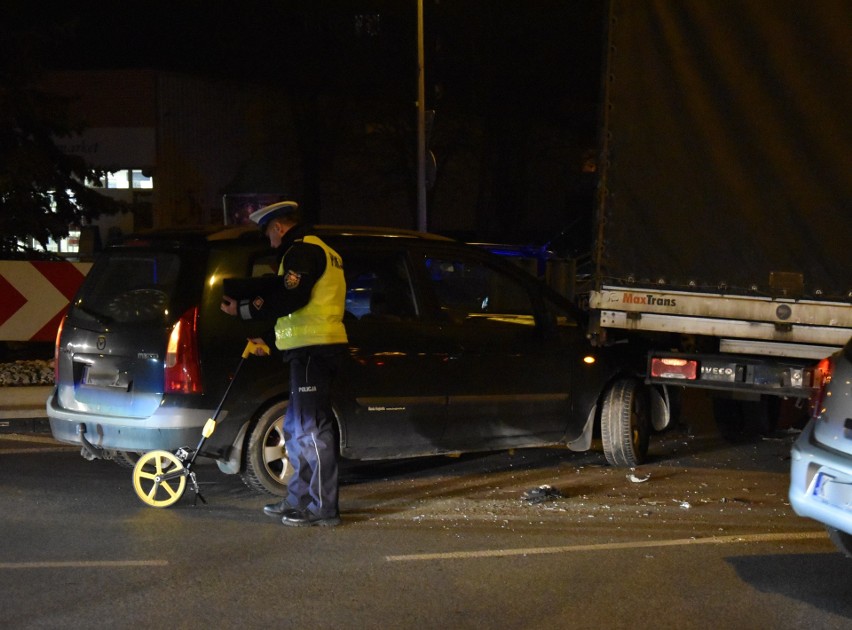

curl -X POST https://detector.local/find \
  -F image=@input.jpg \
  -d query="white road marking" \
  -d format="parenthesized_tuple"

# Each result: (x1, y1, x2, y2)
(1, 448, 79, 455)
(385, 531, 829, 562)
(0, 560, 168, 570)
(0, 434, 62, 444)
(0, 433, 77, 454)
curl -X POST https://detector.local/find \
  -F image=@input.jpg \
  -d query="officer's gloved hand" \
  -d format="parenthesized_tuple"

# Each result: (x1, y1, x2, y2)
(243, 339, 271, 358)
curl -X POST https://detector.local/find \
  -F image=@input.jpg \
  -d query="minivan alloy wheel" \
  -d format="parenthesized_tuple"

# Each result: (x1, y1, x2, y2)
(241, 400, 293, 496)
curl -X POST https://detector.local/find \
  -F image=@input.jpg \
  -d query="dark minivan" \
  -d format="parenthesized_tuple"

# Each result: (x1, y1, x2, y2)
(48, 225, 668, 495)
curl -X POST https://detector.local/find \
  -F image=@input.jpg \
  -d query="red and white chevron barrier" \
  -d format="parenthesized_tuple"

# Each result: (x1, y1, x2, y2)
(0, 261, 92, 342)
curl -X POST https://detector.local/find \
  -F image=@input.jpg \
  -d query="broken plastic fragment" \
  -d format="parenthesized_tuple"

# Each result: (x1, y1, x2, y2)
(522, 485, 563, 504)
(628, 472, 651, 483)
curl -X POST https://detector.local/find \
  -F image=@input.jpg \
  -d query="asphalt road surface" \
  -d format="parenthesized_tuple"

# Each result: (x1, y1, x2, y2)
(1, 393, 850, 629)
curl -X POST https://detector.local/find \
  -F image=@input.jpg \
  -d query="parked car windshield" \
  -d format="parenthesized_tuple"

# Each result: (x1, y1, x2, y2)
(71, 251, 182, 324)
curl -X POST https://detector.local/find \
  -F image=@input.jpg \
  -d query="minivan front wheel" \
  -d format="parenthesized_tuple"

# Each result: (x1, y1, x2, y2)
(241, 400, 293, 496)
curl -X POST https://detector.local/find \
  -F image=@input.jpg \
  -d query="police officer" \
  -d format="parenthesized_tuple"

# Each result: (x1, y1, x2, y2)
(220, 200, 348, 527)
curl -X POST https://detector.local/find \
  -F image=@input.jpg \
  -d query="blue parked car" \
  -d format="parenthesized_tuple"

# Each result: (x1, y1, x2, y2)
(789, 336, 852, 558)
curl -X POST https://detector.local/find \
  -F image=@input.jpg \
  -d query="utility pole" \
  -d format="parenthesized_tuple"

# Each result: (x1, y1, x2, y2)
(416, 0, 427, 232)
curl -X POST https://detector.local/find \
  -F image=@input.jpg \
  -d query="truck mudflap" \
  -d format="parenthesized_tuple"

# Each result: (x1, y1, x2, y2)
(647, 352, 816, 398)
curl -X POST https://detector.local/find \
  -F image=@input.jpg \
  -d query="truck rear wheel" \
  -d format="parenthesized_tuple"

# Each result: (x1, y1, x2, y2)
(241, 400, 293, 496)
(601, 378, 650, 467)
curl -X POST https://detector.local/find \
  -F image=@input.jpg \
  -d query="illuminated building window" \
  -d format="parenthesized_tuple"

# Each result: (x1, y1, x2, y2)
(131, 170, 153, 189)
(104, 169, 154, 189)
(105, 170, 129, 188)
(23, 229, 81, 255)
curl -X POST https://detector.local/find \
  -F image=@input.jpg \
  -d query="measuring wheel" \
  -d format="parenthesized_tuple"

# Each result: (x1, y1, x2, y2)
(132, 450, 187, 508)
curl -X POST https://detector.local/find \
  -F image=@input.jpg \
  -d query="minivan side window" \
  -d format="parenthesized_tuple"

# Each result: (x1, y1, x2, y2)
(250, 253, 279, 278)
(424, 255, 535, 324)
(249, 247, 418, 321)
(342, 251, 418, 321)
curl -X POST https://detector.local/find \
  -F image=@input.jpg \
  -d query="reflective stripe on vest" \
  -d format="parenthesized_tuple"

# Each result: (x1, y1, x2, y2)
(274, 235, 348, 351)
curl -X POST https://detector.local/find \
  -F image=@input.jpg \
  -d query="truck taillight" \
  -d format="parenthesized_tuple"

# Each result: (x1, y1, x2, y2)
(808, 356, 833, 419)
(650, 357, 698, 380)
(165, 307, 202, 394)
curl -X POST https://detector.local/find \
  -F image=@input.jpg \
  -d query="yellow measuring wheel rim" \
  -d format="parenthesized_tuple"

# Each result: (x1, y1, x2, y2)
(132, 450, 187, 508)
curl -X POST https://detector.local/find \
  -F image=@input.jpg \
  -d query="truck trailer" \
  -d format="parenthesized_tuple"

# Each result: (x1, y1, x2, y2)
(586, 0, 852, 433)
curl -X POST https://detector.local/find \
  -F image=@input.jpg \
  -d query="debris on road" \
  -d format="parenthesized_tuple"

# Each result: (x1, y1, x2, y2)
(628, 471, 651, 483)
(522, 485, 563, 504)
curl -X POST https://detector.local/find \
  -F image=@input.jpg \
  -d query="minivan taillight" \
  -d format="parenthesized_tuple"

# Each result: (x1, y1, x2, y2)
(808, 356, 833, 419)
(165, 307, 202, 394)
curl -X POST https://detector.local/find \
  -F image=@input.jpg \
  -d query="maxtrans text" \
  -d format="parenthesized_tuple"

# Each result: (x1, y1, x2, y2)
(622, 293, 677, 307)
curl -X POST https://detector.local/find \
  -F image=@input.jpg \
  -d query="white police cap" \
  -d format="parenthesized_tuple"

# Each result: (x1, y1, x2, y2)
(249, 200, 300, 228)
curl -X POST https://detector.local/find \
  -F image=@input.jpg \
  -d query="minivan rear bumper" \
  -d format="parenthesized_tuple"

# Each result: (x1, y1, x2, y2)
(47, 391, 211, 452)
(789, 420, 852, 536)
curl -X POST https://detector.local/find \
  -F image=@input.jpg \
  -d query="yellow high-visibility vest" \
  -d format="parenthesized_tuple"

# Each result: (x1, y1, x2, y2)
(274, 235, 348, 350)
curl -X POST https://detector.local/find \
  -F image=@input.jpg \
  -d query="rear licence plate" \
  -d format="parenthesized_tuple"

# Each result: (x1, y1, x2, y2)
(811, 471, 852, 512)
(82, 366, 128, 389)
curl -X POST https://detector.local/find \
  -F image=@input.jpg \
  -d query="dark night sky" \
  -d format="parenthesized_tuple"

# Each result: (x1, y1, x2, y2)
(26, 2, 605, 119)
(3, 1, 606, 242)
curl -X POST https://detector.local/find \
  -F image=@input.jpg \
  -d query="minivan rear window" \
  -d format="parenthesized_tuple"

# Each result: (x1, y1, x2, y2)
(72, 252, 182, 324)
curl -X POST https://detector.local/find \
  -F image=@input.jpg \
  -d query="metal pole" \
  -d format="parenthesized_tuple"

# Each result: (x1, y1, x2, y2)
(416, 0, 427, 232)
